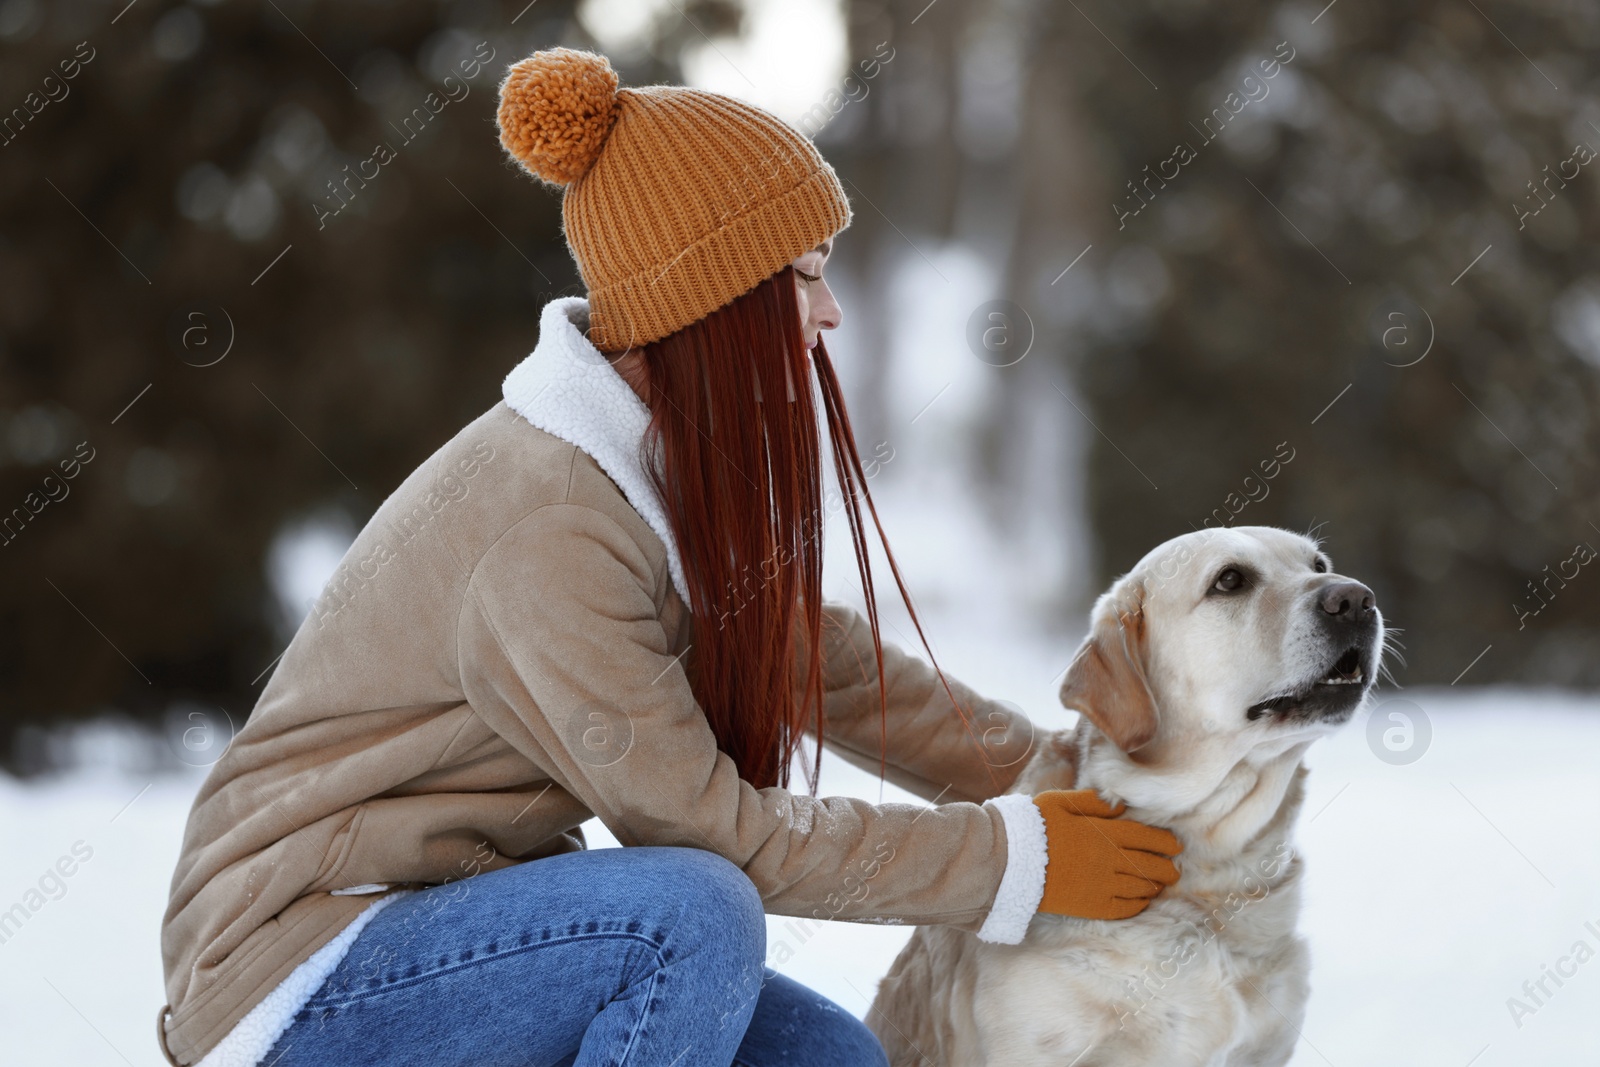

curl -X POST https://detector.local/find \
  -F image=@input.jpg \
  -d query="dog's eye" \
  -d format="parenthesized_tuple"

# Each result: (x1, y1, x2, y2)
(1211, 567, 1247, 593)
(1313, 557, 1328, 573)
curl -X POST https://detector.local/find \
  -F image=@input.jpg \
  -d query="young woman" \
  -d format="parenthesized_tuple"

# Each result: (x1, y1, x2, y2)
(156, 49, 1182, 1067)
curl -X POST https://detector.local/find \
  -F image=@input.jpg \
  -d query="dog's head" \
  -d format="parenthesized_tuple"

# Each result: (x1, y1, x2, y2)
(1059, 526, 1383, 766)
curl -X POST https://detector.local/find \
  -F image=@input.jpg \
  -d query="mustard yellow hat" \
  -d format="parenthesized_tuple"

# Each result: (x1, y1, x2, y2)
(495, 48, 852, 350)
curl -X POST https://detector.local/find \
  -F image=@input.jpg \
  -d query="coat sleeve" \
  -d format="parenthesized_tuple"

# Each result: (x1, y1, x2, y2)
(804, 599, 1036, 805)
(458, 502, 1042, 939)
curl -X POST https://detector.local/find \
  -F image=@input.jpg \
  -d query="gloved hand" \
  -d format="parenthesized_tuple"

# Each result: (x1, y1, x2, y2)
(1032, 789, 1182, 920)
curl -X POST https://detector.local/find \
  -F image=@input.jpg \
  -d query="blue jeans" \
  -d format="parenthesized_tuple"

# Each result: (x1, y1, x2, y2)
(263, 846, 889, 1067)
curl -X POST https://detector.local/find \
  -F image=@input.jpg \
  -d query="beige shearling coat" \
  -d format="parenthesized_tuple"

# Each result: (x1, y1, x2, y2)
(157, 298, 1045, 1065)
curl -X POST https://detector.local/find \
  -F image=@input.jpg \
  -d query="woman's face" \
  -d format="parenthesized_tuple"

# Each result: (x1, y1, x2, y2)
(792, 239, 841, 350)
(608, 240, 844, 406)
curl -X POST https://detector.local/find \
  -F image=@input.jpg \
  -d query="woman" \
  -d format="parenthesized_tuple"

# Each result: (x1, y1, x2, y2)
(157, 49, 1182, 1067)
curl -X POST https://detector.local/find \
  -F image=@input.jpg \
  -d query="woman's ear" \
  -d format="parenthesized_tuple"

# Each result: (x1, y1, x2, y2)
(1058, 580, 1159, 753)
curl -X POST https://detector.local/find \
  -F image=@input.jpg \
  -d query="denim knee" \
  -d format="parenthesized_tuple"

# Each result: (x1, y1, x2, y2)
(734, 972, 891, 1067)
(652, 847, 766, 962)
(833, 1014, 890, 1067)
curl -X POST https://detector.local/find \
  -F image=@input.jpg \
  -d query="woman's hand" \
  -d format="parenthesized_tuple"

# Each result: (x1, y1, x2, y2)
(1032, 789, 1183, 920)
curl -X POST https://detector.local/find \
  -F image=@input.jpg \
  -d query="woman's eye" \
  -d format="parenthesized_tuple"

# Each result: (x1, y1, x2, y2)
(1212, 567, 1246, 593)
(795, 269, 820, 284)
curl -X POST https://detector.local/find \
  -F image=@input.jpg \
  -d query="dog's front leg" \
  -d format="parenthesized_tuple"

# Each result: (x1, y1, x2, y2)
(1221, 939, 1311, 1067)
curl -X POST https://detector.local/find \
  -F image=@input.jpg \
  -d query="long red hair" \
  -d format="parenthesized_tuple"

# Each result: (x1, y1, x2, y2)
(630, 265, 977, 792)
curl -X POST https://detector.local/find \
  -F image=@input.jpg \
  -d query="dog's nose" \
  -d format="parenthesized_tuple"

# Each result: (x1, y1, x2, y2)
(1319, 580, 1376, 623)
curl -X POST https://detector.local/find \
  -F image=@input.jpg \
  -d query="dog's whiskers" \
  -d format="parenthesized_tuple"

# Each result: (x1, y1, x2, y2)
(1377, 626, 1407, 684)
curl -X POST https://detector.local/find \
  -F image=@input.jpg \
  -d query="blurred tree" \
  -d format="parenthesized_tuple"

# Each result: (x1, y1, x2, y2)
(3, 0, 1596, 774)
(833, 0, 1599, 686)
(1058, 0, 1600, 686)
(0, 0, 713, 768)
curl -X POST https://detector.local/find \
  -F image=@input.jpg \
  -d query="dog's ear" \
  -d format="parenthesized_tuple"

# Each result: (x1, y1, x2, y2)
(1058, 580, 1159, 754)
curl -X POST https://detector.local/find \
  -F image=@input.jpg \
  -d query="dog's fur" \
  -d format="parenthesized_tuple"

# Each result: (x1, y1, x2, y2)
(869, 526, 1383, 1067)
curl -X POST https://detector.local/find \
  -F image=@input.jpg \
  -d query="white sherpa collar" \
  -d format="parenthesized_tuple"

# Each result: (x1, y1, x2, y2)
(502, 297, 690, 605)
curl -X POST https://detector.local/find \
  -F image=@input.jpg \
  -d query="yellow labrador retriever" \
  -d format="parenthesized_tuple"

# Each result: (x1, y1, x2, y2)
(869, 526, 1383, 1066)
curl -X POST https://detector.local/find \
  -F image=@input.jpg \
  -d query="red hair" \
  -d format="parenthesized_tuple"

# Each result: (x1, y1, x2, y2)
(632, 266, 979, 792)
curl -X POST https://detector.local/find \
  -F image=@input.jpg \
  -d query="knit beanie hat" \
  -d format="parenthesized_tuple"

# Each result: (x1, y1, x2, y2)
(495, 48, 853, 350)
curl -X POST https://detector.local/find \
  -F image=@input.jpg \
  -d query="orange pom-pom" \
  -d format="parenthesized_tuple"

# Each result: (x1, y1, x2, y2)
(496, 48, 620, 186)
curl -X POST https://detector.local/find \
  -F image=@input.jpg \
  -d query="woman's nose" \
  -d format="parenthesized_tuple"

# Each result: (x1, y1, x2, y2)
(815, 283, 842, 331)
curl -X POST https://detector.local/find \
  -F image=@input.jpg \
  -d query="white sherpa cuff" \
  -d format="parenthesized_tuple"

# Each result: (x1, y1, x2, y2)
(976, 793, 1048, 944)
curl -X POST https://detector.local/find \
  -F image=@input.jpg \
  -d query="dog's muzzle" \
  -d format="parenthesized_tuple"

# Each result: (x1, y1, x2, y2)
(1247, 580, 1380, 724)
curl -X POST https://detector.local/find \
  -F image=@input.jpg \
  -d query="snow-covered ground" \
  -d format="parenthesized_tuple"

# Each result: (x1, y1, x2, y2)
(4, 391, 1596, 1062)
(4, 680, 1598, 1064)
(772, 684, 1600, 1067)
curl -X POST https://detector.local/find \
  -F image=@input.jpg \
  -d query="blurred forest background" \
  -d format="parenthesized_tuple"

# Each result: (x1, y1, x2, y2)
(1, 0, 1597, 772)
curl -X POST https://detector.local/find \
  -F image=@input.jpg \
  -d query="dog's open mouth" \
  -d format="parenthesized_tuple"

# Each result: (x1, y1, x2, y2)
(1317, 646, 1364, 686)
(1247, 645, 1369, 722)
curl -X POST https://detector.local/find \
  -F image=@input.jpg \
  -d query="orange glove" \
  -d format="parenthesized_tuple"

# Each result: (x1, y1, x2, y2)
(1032, 789, 1182, 920)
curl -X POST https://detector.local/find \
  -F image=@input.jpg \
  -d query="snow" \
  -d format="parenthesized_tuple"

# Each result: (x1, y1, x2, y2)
(4, 682, 1597, 1064)
(760, 684, 1600, 1067)
(5, 394, 1596, 1062)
